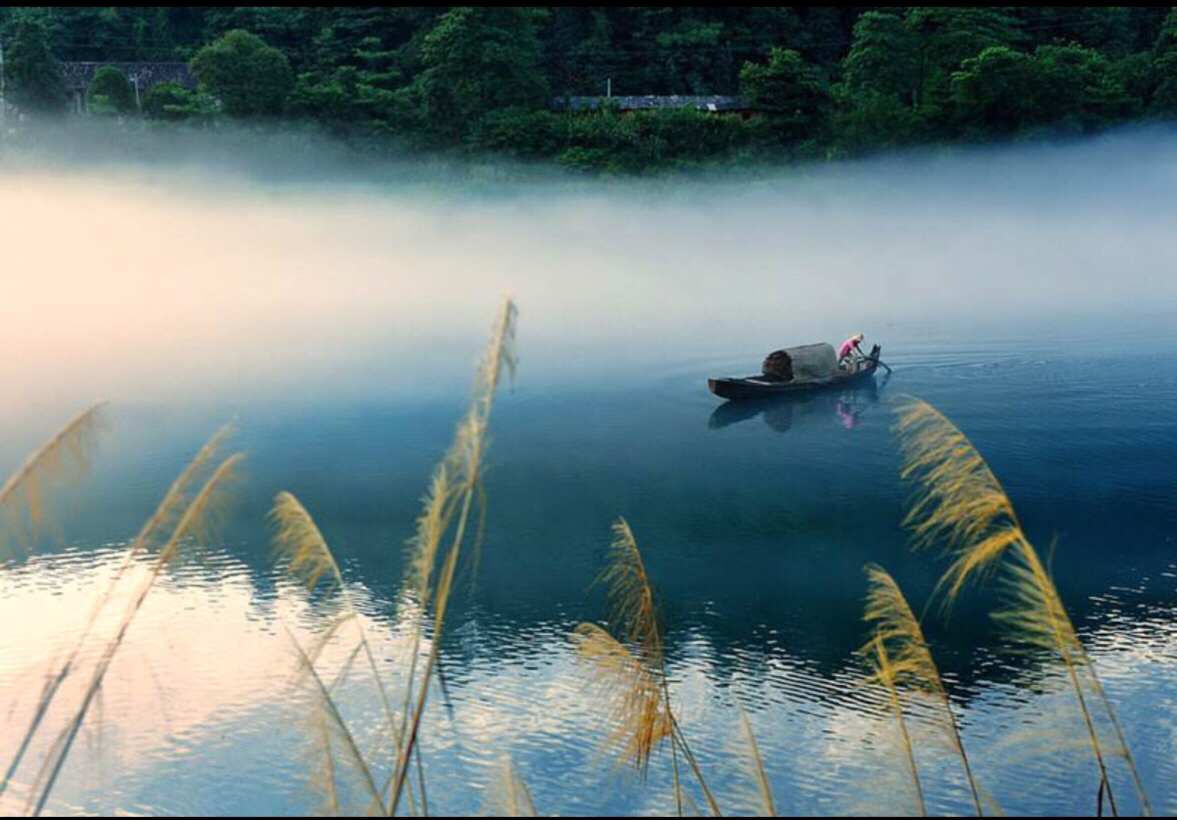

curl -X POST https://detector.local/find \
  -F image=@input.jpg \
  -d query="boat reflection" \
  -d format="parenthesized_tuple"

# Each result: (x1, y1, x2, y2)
(708, 376, 885, 433)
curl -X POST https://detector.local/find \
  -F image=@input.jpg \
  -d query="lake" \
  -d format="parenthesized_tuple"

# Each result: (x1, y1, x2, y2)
(1, 132, 1176, 815)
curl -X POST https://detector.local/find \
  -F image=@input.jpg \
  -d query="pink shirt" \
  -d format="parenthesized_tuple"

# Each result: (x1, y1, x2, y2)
(839, 338, 861, 359)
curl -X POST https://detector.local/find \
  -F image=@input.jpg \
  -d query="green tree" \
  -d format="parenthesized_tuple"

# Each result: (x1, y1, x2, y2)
(834, 89, 921, 154)
(950, 46, 1041, 136)
(1033, 44, 1133, 132)
(1152, 9, 1177, 116)
(86, 65, 135, 115)
(190, 29, 293, 117)
(844, 11, 919, 103)
(4, 18, 67, 116)
(739, 48, 830, 143)
(907, 7, 1023, 120)
(142, 81, 216, 122)
(288, 31, 421, 141)
(418, 7, 548, 141)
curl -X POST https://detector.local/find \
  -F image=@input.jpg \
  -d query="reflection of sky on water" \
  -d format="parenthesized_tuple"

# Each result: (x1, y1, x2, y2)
(2, 544, 1173, 816)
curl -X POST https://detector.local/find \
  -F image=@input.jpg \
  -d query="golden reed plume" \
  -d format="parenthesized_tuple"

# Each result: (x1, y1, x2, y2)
(895, 397, 1151, 816)
(863, 563, 983, 815)
(0, 403, 106, 552)
(866, 632, 927, 817)
(575, 517, 719, 816)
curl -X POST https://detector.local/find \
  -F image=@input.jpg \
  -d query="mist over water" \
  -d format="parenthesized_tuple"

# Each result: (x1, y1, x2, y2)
(2, 127, 1177, 815)
(2, 124, 1176, 420)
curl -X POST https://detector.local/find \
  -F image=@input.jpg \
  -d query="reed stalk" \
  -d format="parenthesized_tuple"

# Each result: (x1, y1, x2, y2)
(574, 517, 720, 816)
(740, 713, 776, 817)
(863, 563, 984, 815)
(896, 397, 1151, 816)
(0, 403, 105, 552)
(29, 450, 243, 815)
(868, 633, 927, 817)
(387, 298, 517, 816)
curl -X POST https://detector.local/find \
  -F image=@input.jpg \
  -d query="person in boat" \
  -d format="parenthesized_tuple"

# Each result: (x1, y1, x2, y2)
(838, 333, 866, 367)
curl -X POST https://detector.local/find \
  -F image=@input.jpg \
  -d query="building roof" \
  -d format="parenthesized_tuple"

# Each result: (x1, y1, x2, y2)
(62, 62, 196, 92)
(552, 95, 749, 113)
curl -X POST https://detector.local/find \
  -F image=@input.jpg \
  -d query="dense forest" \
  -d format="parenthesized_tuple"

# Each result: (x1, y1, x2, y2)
(2, 7, 1176, 172)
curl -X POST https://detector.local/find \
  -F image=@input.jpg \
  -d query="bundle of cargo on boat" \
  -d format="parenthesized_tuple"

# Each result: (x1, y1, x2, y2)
(761, 343, 839, 382)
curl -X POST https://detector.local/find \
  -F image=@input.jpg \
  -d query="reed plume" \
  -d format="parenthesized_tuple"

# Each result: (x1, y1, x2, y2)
(572, 622, 674, 775)
(0, 422, 233, 805)
(29, 445, 243, 815)
(574, 517, 719, 817)
(279, 300, 516, 818)
(271, 491, 422, 816)
(387, 298, 517, 816)
(863, 563, 983, 815)
(0, 403, 106, 554)
(865, 632, 927, 817)
(895, 396, 1151, 816)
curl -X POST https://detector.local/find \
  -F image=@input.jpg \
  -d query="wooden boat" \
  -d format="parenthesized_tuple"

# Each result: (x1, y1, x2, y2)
(708, 343, 882, 400)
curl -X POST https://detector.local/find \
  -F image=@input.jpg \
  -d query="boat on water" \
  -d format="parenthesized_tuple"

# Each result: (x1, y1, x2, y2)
(708, 342, 882, 400)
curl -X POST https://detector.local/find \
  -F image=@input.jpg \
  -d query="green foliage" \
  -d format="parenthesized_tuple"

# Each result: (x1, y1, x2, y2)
(907, 7, 1024, 122)
(952, 43, 1134, 138)
(287, 35, 414, 137)
(3, 6, 1175, 169)
(844, 11, 918, 103)
(471, 109, 564, 159)
(419, 7, 548, 141)
(951, 46, 1042, 136)
(1033, 44, 1135, 132)
(739, 48, 830, 143)
(1152, 9, 1177, 116)
(86, 66, 136, 115)
(834, 91, 922, 155)
(4, 19, 68, 116)
(142, 81, 216, 122)
(190, 28, 293, 117)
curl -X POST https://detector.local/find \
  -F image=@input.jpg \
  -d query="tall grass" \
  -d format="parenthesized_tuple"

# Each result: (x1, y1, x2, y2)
(0, 403, 106, 554)
(895, 396, 1151, 816)
(862, 563, 983, 815)
(573, 517, 720, 817)
(0, 412, 242, 816)
(270, 298, 518, 817)
(866, 631, 927, 817)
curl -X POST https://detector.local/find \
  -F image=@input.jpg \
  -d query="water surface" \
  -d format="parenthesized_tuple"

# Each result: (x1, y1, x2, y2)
(2, 134, 1176, 815)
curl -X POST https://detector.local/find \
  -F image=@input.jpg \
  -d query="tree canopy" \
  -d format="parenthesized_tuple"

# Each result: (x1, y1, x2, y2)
(4, 18, 68, 116)
(190, 28, 293, 117)
(1, 6, 1174, 171)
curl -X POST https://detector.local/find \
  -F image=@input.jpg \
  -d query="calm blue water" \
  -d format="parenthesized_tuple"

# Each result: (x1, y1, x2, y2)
(2, 144, 1177, 815)
(2, 328, 1175, 816)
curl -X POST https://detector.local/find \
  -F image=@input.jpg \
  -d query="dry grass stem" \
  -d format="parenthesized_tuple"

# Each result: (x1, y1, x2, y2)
(576, 517, 720, 816)
(867, 633, 927, 817)
(896, 396, 1151, 816)
(740, 713, 776, 817)
(28, 449, 243, 816)
(0, 403, 106, 553)
(863, 563, 983, 815)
